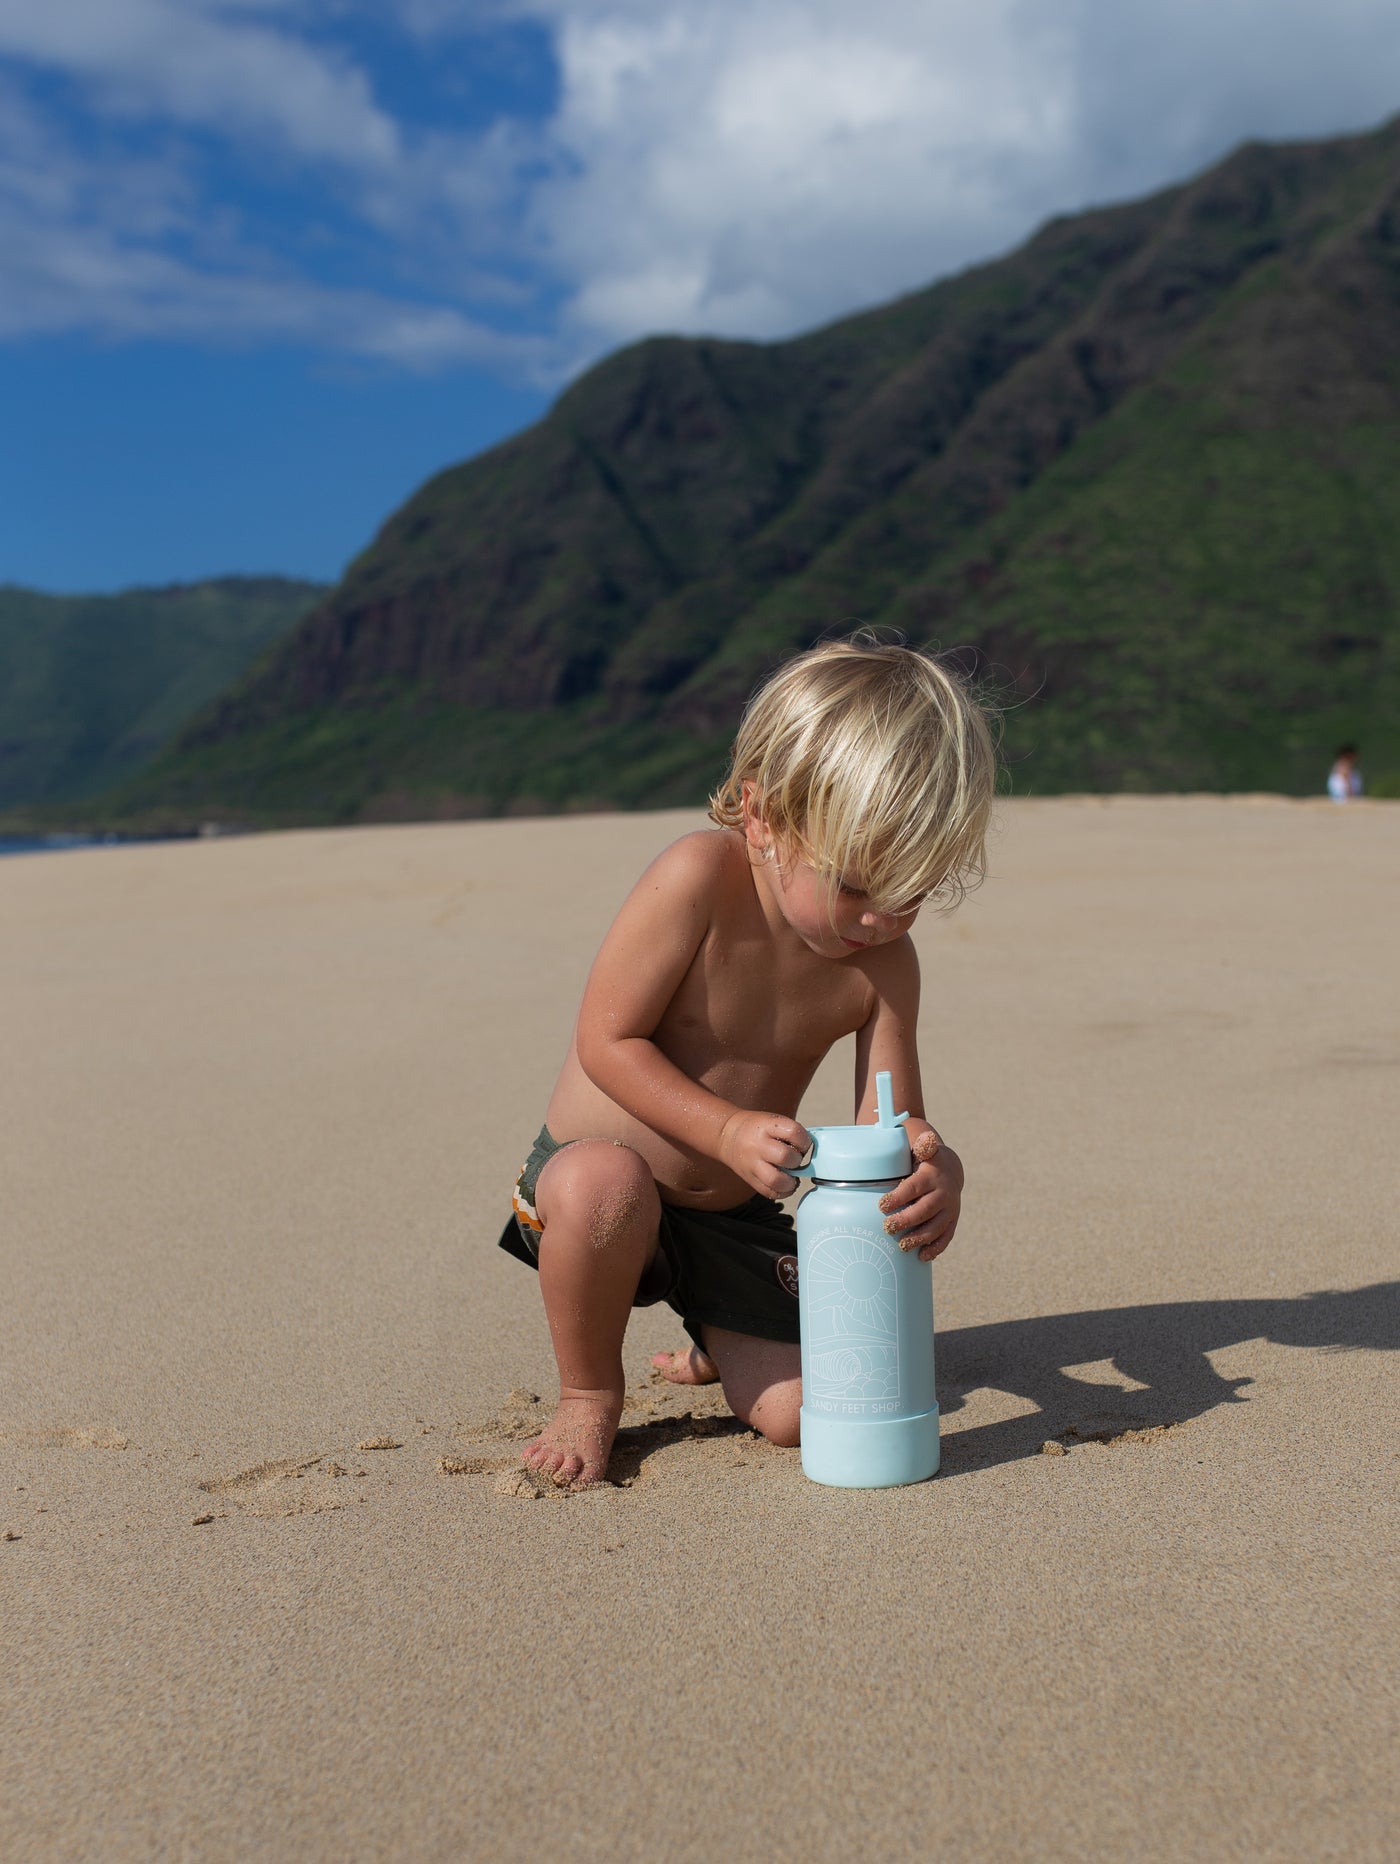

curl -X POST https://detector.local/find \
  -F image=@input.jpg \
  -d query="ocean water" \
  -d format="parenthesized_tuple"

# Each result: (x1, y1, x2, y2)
(0, 834, 121, 858)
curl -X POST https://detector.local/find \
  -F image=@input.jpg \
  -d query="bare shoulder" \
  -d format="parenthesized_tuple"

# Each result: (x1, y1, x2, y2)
(633, 827, 746, 902)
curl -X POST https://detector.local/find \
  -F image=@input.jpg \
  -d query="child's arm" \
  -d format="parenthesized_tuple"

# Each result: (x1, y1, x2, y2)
(574, 835, 809, 1198)
(853, 939, 964, 1262)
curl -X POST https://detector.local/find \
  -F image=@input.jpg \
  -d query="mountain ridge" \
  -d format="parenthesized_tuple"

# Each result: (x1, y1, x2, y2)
(0, 576, 325, 814)
(107, 116, 1400, 823)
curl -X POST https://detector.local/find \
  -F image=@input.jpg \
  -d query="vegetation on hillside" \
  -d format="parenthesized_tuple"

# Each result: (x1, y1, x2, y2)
(107, 118, 1400, 825)
(0, 578, 324, 816)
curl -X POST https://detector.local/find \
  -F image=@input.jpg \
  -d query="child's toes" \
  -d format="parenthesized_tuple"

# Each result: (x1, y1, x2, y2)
(524, 1440, 569, 1478)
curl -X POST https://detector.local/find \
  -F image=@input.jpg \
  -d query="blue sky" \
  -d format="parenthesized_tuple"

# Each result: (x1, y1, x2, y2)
(3, 1, 1398, 594)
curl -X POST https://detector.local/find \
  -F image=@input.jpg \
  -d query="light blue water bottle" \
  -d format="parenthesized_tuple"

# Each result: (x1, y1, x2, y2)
(796, 1070, 940, 1488)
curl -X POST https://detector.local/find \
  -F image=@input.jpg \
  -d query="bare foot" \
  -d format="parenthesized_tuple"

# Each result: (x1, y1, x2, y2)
(521, 1389, 623, 1488)
(651, 1346, 720, 1385)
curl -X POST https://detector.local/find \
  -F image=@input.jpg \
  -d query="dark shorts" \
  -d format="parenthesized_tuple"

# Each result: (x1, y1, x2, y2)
(499, 1124, 801, 1351)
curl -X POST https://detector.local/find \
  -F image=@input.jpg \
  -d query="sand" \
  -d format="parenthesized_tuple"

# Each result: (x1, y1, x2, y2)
(2, 797, 1397, 1861)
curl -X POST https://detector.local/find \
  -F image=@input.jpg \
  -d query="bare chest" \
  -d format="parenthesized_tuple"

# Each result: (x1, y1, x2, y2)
(656, 929, 870, 1071)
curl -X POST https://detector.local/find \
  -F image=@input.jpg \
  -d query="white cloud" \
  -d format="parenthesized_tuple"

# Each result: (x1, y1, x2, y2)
(0, 2, 556, 365)
(0, 62, 543, 368)
(0, 196, 544, 368)
(519, 0, 1400, 351)
(546, 3, 1071, 341)
(391, 0, 524, 38)
(0, 0, 402, 168)
(0, 201, 546, 366)
(1, 0, 1398, 373)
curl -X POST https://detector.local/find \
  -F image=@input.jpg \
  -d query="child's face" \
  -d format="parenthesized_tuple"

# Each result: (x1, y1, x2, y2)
(763, 845, 924, 956)
(741, 788, 925, 956)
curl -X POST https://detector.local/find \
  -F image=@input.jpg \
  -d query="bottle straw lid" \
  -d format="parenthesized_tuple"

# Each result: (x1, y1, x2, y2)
(803, 1070, 912, 1181)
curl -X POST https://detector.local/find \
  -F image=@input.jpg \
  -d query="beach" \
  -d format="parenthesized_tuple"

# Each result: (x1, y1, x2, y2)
(3, 797, 1397, 1860)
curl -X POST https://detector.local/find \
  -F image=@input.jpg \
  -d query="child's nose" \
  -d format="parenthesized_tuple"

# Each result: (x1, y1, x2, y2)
(861, 907, 900, 932)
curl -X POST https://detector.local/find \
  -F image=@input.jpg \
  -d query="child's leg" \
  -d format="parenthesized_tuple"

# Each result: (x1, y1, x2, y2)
(698, 1327, 802, 1448)
(522, 1141, 662, 1486)
(652, 1331, 802, 1443)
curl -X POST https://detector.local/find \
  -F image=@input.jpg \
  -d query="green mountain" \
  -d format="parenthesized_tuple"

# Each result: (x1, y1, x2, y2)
(0, 577, 325, 814)
(114, 118, 1400, 825)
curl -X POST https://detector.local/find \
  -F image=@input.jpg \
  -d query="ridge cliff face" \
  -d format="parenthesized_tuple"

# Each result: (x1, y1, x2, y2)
(121, 117, 1400, 822)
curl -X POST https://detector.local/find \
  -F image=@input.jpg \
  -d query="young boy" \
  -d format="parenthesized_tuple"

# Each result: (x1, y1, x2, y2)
(498, 636, 998, 1485)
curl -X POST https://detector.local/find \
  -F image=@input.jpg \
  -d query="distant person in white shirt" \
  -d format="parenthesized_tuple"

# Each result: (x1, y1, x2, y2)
(1327, 744, 1362, 801)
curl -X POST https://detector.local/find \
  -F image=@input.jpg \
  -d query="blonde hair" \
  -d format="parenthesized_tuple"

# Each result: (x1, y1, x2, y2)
(709, 635, 998, 913)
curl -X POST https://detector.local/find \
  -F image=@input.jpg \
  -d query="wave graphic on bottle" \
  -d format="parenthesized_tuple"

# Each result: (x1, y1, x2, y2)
(805, 1232, 899, 1401)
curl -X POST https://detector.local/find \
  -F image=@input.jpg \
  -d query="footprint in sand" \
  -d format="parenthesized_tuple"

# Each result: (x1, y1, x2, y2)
(199, 1454, 375, 1518)
(0, 1427, 129, 1450)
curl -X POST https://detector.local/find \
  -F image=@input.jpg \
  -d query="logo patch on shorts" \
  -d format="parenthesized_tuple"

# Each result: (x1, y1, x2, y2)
(775, 1254, 799, 1298)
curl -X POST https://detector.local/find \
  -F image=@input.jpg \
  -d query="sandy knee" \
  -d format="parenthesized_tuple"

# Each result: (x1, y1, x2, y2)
(748, 1384, 802, 1449)
(705, 1330, 803, 1448)
(749, 1394, 805, 1446)
(537, 1141, 659, 1247)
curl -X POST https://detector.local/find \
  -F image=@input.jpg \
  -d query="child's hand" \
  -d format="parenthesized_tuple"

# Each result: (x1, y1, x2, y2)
(718, 1110, 811, 1200)
(878, 1128, 963, 1262)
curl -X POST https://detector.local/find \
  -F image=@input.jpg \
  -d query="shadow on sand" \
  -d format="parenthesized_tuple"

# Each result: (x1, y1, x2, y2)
(936, 1280, 1400, 1472)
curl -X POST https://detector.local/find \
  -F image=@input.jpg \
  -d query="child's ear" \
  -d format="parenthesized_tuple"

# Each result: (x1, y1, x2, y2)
(741, 782, 770, 856)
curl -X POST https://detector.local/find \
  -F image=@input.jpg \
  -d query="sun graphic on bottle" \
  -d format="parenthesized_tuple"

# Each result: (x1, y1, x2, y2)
(805, 1233, 900, 1400)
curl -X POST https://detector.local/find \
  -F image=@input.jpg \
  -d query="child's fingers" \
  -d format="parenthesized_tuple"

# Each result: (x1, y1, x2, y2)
(905, 1212, 956, 1257)
(912, 1129, 942, 1164)
(878, 1167, 939, 1213)
(917, 1210, 958, 1258)
(770, 1116, 810, 1162)
(881, 1189, 944, 1234)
